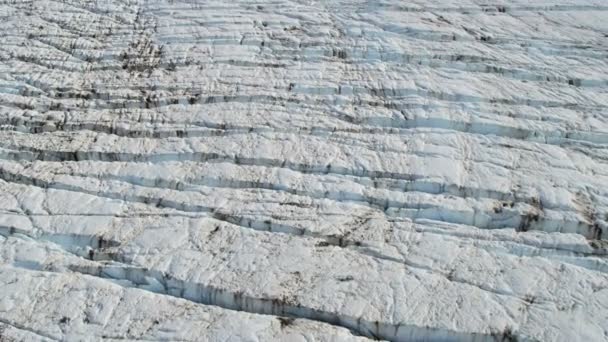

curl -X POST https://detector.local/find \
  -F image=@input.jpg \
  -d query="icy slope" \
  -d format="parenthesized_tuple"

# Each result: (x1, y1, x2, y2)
(1, 0, 608, 341)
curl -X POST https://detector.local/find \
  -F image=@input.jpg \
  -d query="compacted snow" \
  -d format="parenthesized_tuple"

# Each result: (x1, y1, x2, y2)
(1, 0, 608, 341)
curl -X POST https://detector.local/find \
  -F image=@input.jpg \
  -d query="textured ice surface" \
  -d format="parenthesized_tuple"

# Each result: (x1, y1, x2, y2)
(1, 0, 608, 341)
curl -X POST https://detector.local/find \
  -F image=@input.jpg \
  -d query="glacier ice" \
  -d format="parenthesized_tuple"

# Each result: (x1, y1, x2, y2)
(0, 0, 607, 341)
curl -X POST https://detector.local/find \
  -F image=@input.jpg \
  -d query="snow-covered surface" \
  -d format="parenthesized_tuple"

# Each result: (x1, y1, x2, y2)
(1, 0, 608, 341)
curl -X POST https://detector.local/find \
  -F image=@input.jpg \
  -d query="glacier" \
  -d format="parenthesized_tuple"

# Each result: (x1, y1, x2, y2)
(0, 0, 607, 341)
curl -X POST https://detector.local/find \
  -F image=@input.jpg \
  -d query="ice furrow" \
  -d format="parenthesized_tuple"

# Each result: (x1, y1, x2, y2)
(5, 222, 527, 342)
(0, 262, 370, 341)
(64, 259, 521, 342)
(2, 139, 608, 204)
(0, 142, 600, 191)
(0, 162, 603, 242)
(2, 101, 607, 149)
(3, 115, 607, 151)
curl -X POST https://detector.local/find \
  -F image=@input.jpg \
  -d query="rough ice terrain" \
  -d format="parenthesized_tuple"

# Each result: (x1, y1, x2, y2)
(1, 0, 608, 340)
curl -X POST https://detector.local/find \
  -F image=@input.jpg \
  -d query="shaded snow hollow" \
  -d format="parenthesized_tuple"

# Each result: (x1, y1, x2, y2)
(0, 0, 608, 341)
